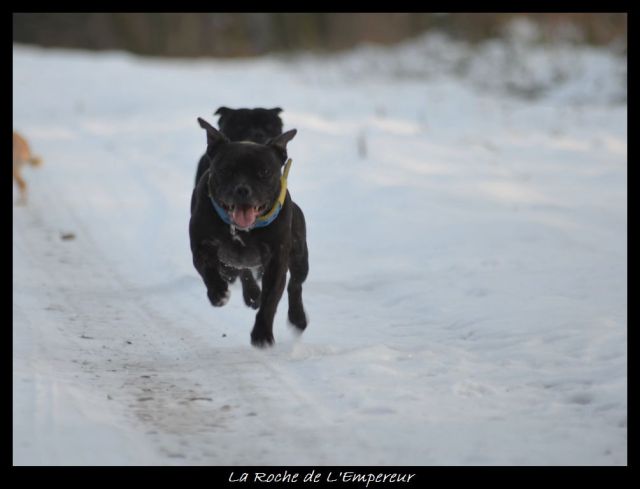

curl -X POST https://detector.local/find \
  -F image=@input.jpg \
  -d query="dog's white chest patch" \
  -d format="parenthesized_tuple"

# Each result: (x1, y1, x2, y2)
(231, 231, 245, 247)
(217, 239, 262, 271)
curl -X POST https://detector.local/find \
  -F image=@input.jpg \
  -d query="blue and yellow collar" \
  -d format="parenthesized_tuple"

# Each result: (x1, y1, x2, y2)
(209, 158, 292, 231)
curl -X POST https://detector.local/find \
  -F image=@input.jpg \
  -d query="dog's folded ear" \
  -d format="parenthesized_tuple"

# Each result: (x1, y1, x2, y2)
(269, 107, 283, 114)
(214, 107, 232, 118)
(198, 117, 229, 152)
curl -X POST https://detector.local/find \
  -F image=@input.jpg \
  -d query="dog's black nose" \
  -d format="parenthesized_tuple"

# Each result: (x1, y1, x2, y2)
(235, 184, 251, 199)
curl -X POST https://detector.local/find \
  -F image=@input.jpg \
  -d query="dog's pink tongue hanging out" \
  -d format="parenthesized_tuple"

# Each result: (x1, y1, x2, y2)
(232, 205, 259, 229)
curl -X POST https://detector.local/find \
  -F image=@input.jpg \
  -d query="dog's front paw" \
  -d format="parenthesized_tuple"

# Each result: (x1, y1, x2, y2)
(207, 287, 230, 307)
(250, 328, 274, 348)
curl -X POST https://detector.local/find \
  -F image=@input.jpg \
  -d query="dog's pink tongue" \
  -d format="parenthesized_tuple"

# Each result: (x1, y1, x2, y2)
(232, 205, 258, 229)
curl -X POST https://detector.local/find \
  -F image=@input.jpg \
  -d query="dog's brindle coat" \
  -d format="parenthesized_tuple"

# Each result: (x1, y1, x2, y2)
(189, 118, 308, 348)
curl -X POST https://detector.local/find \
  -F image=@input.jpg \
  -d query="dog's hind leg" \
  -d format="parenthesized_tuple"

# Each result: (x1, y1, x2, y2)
(287, 203, 309, 331)
(241, 269, 261, 309)
(13, 164, 27, 205)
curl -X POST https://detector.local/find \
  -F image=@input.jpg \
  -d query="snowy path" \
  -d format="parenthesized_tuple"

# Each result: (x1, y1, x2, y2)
(13, 40, 626, 465)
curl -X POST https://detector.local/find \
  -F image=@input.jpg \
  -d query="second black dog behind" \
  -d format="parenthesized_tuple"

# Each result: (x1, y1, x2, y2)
(194, 107, 284, 186)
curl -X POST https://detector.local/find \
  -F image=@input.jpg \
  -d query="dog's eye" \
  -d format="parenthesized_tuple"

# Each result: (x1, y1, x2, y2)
(258, 168, 271, 180)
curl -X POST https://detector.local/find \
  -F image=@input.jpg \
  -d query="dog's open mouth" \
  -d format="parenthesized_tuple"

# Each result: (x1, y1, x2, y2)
(220, 202, 269, 229)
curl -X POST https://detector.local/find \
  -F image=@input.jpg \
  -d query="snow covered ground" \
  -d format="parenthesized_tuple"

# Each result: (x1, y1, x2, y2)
(13, 29, 627, 466)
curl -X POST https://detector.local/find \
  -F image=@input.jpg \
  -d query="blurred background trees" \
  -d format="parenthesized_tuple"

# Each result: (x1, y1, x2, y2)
(13, 13, 627, 58)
